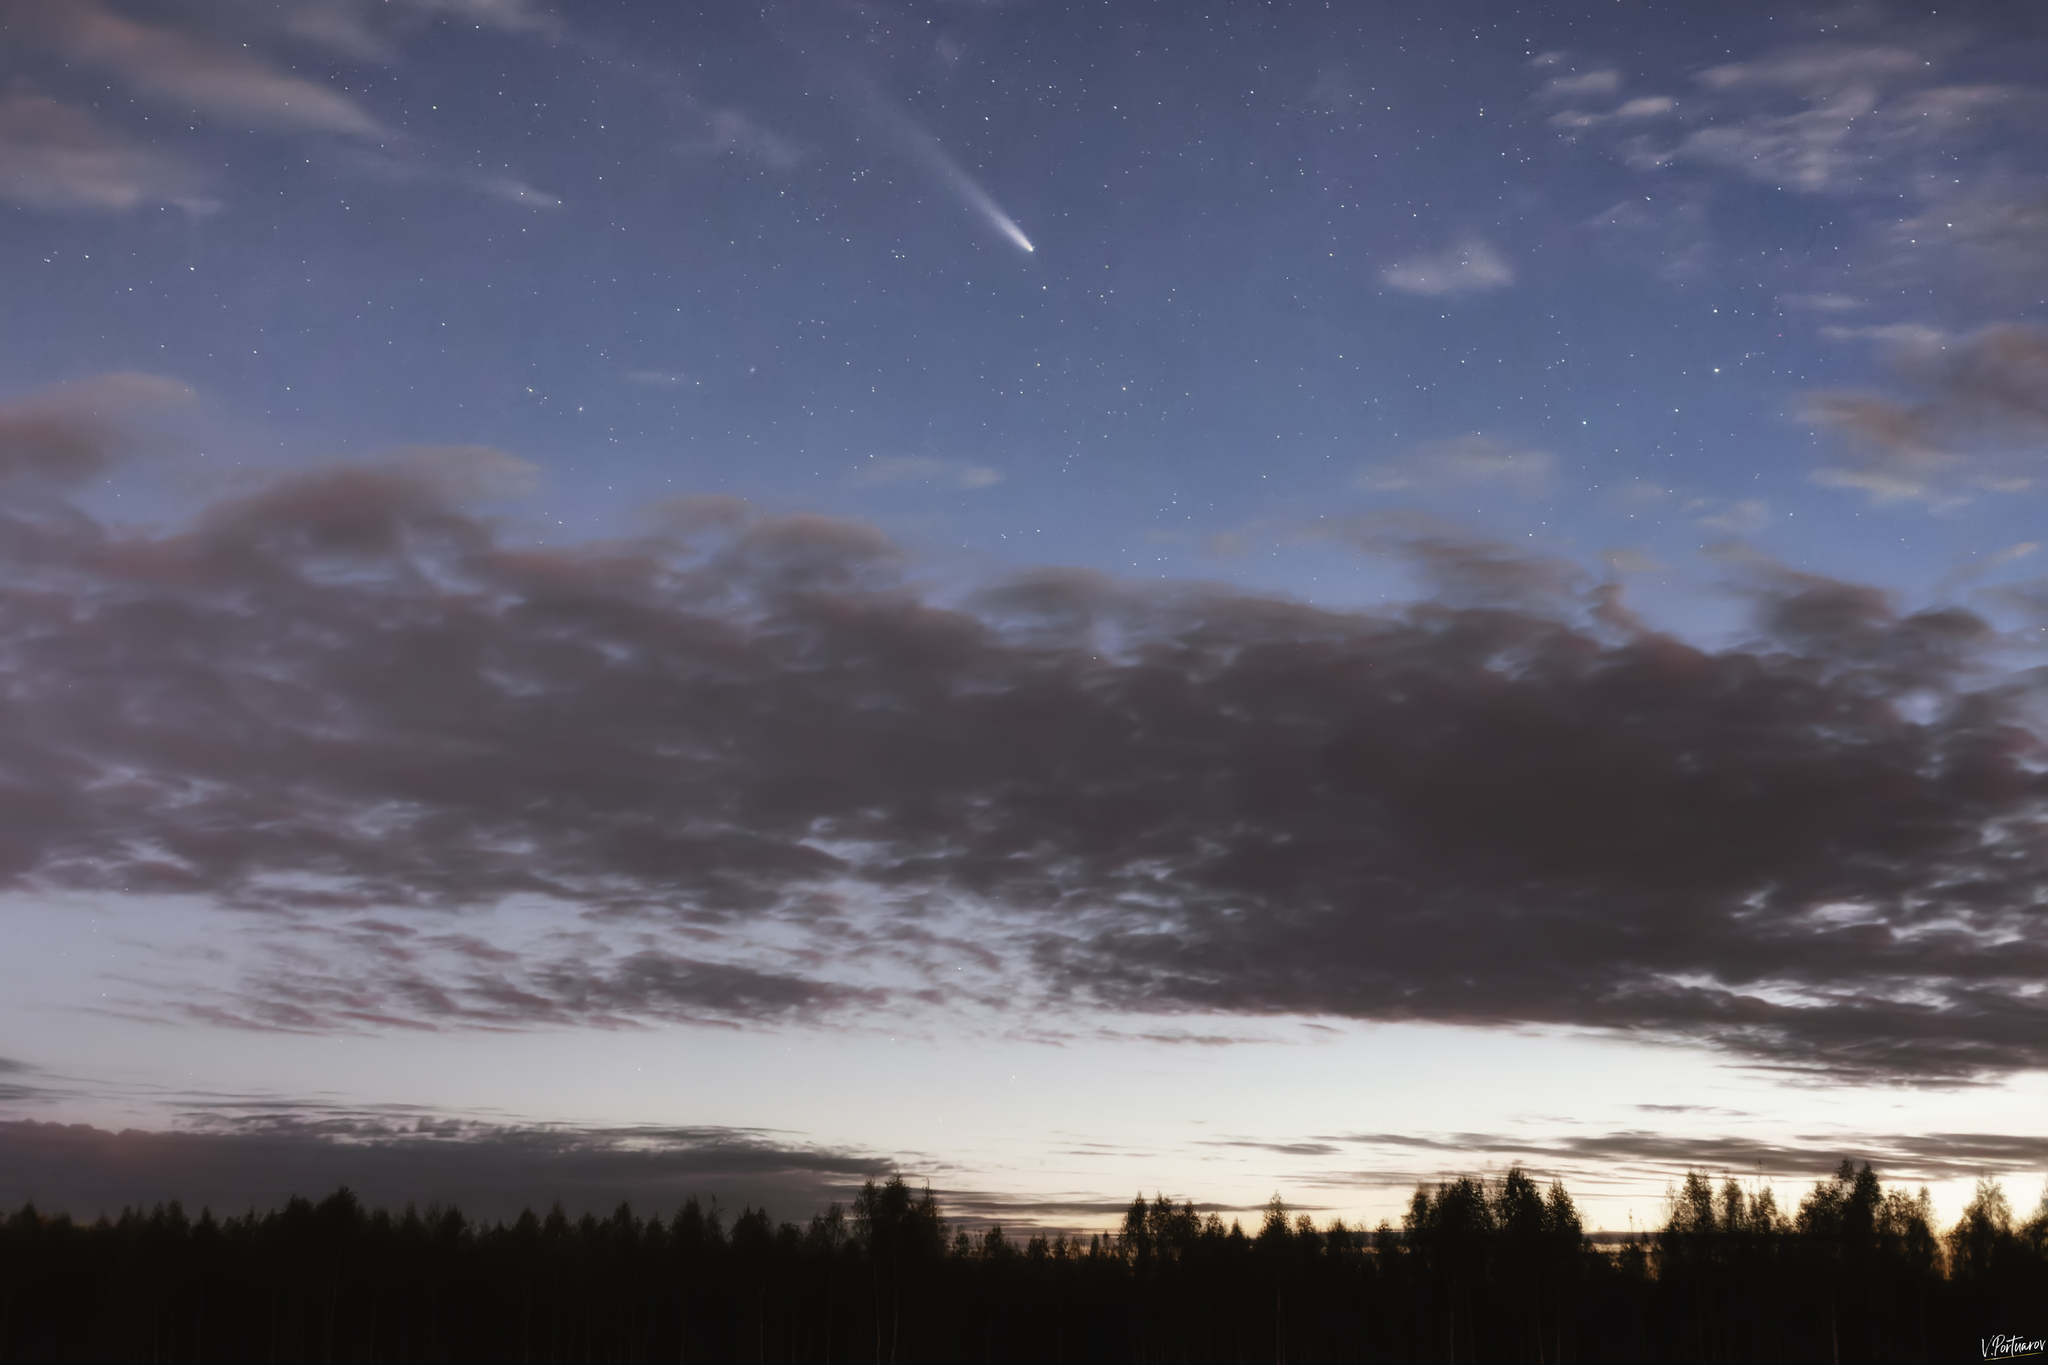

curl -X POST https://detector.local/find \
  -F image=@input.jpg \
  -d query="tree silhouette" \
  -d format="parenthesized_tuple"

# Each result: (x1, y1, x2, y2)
(0, 1164, 2041, 1363)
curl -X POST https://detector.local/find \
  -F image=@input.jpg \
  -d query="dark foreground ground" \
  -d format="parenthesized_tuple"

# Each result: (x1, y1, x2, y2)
(1, 1164, 2042, 1363)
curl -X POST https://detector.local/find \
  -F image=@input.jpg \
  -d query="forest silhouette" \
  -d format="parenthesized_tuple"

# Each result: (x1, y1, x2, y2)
(1, 1162, 2043, 1363)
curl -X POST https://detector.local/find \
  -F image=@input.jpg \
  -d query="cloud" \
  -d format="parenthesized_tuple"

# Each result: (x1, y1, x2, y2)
(185, 920, 886, 1034)
(1556, 36, 2044, 198)
(224, 0, 559, 59)
(1787, 293, 1868, 314)
(318, 140, 564, 212)
(396, 0, 557, 35)
(1805, 324, 2048, 504)
(1, 457, 2047, 1078)
(1687, 497, 1771, 535)
(0, 1115, 895, 1223)
(1328, 1128, 2048, 1190)
(1581, 196, 1711, 281)
(1548, 97, 1677, 130)
(1941, 542, 2040, 598)
(470, 174, 563, 209)
(1379, 240, 1513, 296)
(1303, 515, 1587, 609)
(0, 0, 587, 211)
(0, 1058, 53, 1106)
(854, 456, 1004, 490)
(676, 108, 803, 171)
(1696, 44, 1930, 97)
(29, 0, 383, 136)
(0, 1106, 1283, 1230)
(1601, 549, 1664, 576)
(1358, 436, 1554, 496)
(1677, 69, 2041, 195)
(1207, 1139, 1346, 1158)
(0, 372, 195, 484)
(0, 94, 209, 212)
(1536, 69, 1623, 101)
(1819, 323, 1950, 349)
(1883, 198, 2048, 300)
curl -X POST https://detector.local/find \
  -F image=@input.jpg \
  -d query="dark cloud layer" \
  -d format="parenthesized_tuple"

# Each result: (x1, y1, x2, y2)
(0, 1115, 893, 1224)
(4, 420, 2048, 1078)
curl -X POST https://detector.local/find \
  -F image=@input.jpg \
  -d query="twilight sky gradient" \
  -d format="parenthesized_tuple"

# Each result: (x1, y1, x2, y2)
(3, 0, 2047, 1233)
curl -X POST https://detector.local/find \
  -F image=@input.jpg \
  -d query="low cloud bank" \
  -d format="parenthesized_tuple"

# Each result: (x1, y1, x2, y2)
(8, 1113, 2044, 1230)
(0, 1116, 893, 1224)
(1322, 1129, 2048, 1191)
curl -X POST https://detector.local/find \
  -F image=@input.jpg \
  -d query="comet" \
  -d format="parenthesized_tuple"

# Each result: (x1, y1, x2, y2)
(847, 73, 1036, 255)
(900, 114, 1035, 254)
(951, 172, 1035, 253)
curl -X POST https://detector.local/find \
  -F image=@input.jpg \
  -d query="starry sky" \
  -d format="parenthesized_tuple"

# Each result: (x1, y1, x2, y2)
(3, 0, 2048, 1233)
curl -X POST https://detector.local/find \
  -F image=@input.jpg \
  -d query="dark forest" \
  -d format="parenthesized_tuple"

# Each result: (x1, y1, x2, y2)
(2, 1163, 2043, 1363)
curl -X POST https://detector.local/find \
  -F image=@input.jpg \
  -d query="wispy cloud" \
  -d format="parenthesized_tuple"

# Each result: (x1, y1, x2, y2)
(1687, 496, 1772, 535)
(1561, 37, 2043, 196)
(0, 371, 195, 482)
(398, 0, 558, 37)
(0, 0, 579, 212)
(854, 456, 1004, 489)
(1806, 324, 2048, 504)
(263, 0, 561, 57)
(1358, 435, 1554, 496)
(36, 0, 384, 136)
(1697, 43, 1930, 98)
(1380, 239, 1513, 296)
(1534, 67, 1623, 101)
(0, 94, 210, 212)
(469, 174, 563, 209)
(1580, 195, 1710, 281)
(1882, 197, 2048, 300)
(676, 108, 804, 171)
(1548, 96, 1677, 130)
(181, 914, 887, 1035)
(0, 1058, 56, 1107)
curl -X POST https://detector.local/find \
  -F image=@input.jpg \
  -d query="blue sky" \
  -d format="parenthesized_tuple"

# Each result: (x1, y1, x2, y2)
(2, 0, 2046, 1231)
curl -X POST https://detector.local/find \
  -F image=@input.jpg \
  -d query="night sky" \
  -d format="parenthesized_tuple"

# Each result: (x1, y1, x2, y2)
(2, 0, 2046, 1232)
